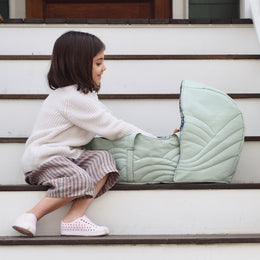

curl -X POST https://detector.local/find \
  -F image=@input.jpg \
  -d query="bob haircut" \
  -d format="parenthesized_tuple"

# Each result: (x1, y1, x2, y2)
(47, 31, 105, 94)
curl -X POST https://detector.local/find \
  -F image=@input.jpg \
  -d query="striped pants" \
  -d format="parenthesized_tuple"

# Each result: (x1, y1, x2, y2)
(25, 150, 119, 200)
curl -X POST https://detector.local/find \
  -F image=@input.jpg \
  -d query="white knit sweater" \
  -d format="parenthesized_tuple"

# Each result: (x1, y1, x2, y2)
(22, 85, 153, 173)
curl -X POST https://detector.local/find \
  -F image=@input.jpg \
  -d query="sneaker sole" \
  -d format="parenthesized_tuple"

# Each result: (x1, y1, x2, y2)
(61, 229, 109, 237)
(12, 225, 35, 237)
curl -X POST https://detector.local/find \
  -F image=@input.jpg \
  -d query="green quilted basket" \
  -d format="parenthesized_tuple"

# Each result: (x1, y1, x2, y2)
(85, 80, 245, 184)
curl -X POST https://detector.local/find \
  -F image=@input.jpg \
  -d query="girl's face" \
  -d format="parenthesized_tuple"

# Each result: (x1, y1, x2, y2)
(92, 49, 106, 86)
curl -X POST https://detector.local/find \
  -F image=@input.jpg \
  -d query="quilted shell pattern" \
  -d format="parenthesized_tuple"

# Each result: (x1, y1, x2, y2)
(174, 80, 245, 183)
(85, 134, 180, 184)
(130, 134, 179, 184)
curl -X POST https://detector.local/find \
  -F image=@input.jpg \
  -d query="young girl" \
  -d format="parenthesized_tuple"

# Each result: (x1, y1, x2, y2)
(13, 31, 154, 237)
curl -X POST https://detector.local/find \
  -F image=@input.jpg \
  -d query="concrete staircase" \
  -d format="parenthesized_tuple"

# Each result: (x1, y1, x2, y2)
(1, 19, 260, 259)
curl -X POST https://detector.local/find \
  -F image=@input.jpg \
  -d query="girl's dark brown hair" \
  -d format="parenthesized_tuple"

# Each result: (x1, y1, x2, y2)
(47, 31, 105, 93)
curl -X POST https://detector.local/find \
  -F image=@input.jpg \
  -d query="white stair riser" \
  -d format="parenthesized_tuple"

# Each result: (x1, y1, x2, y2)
(0, 143, 24, 184)
(2, 190, 260, 236)
(0, 142, 259, 184)
(1, 244, 260, 260)
(0, 99, 178, 136)
(1, 59, 260, 94)
(0, 99, 258, 136)
(0, 25, 259, 55)
(233, 141, 260, 183)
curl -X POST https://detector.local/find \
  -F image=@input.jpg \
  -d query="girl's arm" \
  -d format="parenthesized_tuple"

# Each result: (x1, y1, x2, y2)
(65, 93, 155, 140)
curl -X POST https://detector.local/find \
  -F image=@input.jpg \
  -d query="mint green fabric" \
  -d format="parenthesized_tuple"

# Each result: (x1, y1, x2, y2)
(85, 80, 244, 183)
(86, 133, 180, 184)
(174, 80, 244, 183)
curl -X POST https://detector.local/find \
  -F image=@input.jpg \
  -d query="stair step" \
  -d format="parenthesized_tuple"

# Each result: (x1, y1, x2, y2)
(1, 234, 260, 246)
(1, 18, 253, 25)
(0, 139, 258, 184)
(1, 58, 260, 94)
(2, 235, 260, 260)
(2, 183, 260, 191)
(2, 187, 260, 236)
(0, 24, 259, 55)
(0, 98, 258, 136)
(1, 136, 257, 143)
(2, 54, 260, 60)
(0, 99, 179, 136)
(1, 93, 260, 99)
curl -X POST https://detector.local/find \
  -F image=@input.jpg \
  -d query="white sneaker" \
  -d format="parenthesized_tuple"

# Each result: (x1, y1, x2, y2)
(12, 213, 37, 237)
(60, 215, 109, 237)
